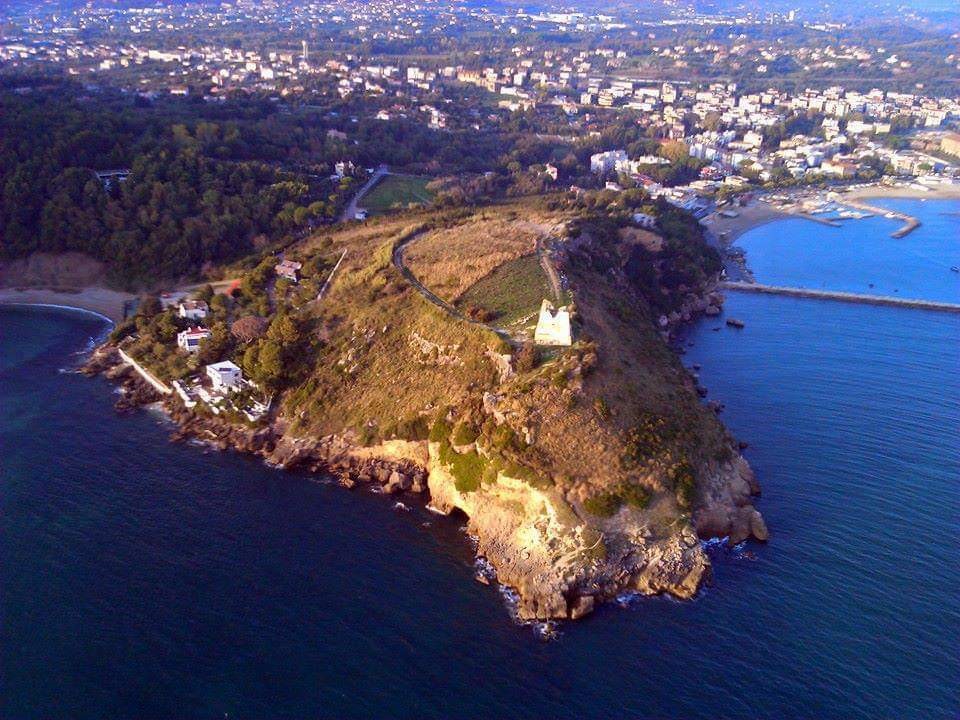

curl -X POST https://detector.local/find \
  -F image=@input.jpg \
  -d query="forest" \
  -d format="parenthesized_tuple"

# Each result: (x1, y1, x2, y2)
(0, 81, 355, 287)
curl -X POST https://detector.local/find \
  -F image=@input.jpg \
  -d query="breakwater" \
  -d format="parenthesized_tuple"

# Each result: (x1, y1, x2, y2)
(843, 198, 920, 238)
(720, 281, 960, 313)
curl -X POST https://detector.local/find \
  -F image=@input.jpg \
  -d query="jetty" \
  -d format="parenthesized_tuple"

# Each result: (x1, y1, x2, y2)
(796, 213, 841, 227)
(843, 198, 920, 238)
(720, 281, 960, 314)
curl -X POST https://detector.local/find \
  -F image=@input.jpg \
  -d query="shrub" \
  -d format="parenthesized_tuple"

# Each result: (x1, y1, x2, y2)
(429, 415, 451, 443)
(356, 424, 377, 447)
(621, 483, 652, 509)
(673, 463, 697, 510)
(490, 423, 518, 451)
(231, 315, 268, 344)
(449, 449, 484, 492)
(395, 415, 429, 441)
(514, 343, 540, 373)
(583, 492, 623, 518)
(451, 421, 479, 446)
(593, 397, 610, 421)
(502, 460, 553, 489)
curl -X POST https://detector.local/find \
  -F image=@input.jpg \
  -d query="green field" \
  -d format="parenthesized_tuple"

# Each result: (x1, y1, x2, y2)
(362, 175, 434, 215)
(456, 254, 552, 327)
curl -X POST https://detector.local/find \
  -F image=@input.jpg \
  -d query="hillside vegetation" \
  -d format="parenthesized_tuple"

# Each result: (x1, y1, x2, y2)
(112, 193, 762, 619)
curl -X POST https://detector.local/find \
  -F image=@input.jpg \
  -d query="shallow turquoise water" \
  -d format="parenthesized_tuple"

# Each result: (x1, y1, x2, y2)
(2, 201, 958, 718)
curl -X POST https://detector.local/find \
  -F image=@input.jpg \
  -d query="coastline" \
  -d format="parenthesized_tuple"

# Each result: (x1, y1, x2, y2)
(701, 202, 788, 244)
(0, 286, 133, 324)
(704, 181, 960, 247)
(843, 182, 960, 202)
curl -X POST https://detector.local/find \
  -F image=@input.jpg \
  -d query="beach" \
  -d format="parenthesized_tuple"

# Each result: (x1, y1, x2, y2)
(845, 182, 960, 202)
(701, 202, 788, 244)
(0, 286, 133, 323)
(703, 180, 960, 245)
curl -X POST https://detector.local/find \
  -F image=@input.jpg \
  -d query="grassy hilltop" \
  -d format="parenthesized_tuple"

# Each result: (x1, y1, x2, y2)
(113, 192, 763, 619)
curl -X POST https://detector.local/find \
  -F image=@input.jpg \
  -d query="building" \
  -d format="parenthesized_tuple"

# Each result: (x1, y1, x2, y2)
(534, 299, 572, 346)
(178, 300, 208, 321)
(590, 150, 628, 175)
(177, 326, 211, 353)
(206, 360, 242, 390)
(632, 212, 656, 229)
(276, 259, 303, 283)
(941, 133, 960, 159)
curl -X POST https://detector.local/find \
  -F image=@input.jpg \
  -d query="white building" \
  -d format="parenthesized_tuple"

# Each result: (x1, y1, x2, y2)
(534, 299, 572, 346)
(178, 300, 208, 321)
(206, 361, 243, 390)
(177, 326, 211, 353)
(590, 150, 628, 175)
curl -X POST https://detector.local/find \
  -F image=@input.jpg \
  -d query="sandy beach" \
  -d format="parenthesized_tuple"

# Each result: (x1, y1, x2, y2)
(701, 202, 789, 244)
(0, 286, 134, 324)
(844, 182, 960, 201)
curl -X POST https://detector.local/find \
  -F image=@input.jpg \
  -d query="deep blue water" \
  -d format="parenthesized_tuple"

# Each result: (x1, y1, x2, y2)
(2, 201, 959, 718)
(737, 198, 960, 302)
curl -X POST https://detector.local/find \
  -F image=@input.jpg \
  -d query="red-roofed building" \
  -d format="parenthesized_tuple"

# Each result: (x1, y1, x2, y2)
(177, 326, 212, 353)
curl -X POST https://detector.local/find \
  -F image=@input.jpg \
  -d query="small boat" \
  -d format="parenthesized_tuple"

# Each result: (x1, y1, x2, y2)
(951, 266, 959, 273)
(726, 318, 745, 329)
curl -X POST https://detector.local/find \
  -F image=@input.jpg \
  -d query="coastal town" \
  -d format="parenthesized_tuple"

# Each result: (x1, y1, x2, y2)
(2, 0, 958, 236)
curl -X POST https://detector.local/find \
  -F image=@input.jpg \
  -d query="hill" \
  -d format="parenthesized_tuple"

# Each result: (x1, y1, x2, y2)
(93, 194, 766, 620)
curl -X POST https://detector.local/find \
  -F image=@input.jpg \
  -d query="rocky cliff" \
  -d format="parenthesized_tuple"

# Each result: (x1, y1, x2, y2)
(87, 202, 768, 622)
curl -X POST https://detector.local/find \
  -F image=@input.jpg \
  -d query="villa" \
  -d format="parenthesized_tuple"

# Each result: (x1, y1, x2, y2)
(178, 300, 208, 321)
(177, 326, 211, 353)
(206, 360, 243, 390)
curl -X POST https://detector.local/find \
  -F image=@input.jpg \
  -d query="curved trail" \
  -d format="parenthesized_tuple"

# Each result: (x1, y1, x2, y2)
(391, 231, 512, 340)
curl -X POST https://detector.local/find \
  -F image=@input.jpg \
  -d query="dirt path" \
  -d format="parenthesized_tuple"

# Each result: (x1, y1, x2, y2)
(391, 231, 512, 340)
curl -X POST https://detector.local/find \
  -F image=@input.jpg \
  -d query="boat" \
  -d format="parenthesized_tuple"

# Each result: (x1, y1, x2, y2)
(951, 266, 959, 273)
(726, 318, 745, 329)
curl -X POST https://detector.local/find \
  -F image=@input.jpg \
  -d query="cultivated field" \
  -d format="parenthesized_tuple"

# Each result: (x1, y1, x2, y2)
(456, 254, 551, 328)
(403, 215, 543, 302)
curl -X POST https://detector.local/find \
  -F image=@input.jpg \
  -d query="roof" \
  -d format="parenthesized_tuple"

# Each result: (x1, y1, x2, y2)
(207, 360, 241, 372)
(180, 300, 208, 310)
(181, 326, 210, 336)
(276, 259, 303, 271)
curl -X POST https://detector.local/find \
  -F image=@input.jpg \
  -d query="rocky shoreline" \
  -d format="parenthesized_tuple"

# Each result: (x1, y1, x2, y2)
(82, 342, 766, 623)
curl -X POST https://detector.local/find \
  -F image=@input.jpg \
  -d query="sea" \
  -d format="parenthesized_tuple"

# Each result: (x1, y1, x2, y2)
(1, 198, 957, 719)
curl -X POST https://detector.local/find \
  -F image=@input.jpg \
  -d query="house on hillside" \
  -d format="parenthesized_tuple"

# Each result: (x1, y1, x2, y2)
(178, 300, 208, 321)
(276, 259, 303, 283)
(206, 360, 243, 390)
(534, 299, 572, 346)
(177, 326, 212, 353)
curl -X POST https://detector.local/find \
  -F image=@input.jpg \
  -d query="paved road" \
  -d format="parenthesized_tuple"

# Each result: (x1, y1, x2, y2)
(340, 164, 389, 222)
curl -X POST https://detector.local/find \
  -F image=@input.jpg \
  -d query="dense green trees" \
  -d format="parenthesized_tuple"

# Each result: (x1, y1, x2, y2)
(0, 83, 336, 287)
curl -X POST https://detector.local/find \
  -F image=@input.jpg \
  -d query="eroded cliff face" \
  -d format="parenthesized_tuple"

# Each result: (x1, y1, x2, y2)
(426, 441, 719, 621)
